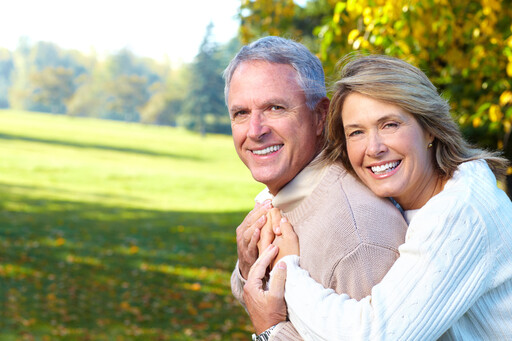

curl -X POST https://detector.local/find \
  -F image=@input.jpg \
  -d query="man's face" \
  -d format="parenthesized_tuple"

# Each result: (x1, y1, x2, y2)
(228, 61, 325, 194)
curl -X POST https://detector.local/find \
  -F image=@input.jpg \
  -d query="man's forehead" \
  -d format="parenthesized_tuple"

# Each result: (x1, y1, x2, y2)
(234, 60, 298, 80)
(228, 61, 305, 106)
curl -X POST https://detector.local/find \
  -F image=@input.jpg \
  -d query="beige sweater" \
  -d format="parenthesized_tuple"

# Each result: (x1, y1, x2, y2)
(231, 163, 408, 340)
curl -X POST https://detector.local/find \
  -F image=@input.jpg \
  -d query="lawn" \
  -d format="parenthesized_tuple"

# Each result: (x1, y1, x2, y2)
(0, 109, 264, 340)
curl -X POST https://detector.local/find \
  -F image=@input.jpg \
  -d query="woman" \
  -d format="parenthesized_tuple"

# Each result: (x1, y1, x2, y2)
(244, 55, 512, 340)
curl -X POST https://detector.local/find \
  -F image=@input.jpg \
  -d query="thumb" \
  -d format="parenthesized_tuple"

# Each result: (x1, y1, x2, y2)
(269, 261, 287, 297)
(279, 217, 297, 240)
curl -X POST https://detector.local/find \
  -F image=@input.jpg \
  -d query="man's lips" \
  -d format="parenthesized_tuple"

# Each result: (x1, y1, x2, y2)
(251, 144, 283, 156)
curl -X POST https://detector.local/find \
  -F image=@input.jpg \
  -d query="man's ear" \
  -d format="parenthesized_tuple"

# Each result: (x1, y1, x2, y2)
(314, 97, 330, 136)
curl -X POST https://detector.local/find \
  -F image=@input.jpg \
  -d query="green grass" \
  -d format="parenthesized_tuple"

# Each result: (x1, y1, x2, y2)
(0, 109, 264, 340)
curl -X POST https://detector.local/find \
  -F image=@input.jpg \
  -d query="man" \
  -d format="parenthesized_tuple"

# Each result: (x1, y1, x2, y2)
(223, 36, 407, 340)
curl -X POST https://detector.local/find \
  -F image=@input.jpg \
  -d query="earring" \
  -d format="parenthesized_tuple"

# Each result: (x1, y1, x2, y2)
(428, 142, 433, 149)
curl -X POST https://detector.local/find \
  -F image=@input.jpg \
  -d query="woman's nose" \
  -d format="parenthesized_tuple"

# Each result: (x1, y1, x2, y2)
(366, 132, 387, 157)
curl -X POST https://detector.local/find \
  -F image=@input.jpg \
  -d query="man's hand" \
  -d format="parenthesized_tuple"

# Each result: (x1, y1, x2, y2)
(236, 200, 273, 279)
(244, 244, 288, 334)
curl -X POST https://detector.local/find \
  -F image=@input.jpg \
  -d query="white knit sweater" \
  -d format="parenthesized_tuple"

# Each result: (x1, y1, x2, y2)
(281, 160, 512, 340)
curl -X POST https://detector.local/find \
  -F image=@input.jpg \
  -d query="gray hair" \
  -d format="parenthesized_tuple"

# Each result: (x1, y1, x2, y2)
(223, 36, 326, 110)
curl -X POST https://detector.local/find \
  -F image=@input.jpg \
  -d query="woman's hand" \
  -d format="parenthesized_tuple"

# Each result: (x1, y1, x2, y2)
(243, 244, 288, 334)
(273, 215, 300, 265)
(236, 200, 272, 279)
(257, 208, 282, 256)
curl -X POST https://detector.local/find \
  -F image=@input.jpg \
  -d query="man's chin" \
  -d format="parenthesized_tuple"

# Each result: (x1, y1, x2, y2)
(252, 174, 288, 194)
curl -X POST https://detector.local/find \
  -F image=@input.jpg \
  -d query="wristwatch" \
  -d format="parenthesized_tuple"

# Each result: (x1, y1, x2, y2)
(251, 325, 276, 341)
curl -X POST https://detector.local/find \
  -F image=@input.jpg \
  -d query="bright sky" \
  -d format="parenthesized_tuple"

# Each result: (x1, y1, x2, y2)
(1, 0, 241, 64)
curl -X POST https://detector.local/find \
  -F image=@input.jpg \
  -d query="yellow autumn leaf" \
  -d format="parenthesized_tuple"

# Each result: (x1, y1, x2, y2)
(500, 91, 512, 106)
(187, 306, 198, 316)
(473, 117, 482, 128)
(129, 245, 139, 254)
(397, 40, 410, 54)
(348, 29, 359, 44)
(489, 104, 503, 122)
(504, 121, 511, 133)
(508, 166, 512, 175)
(55, 237, 65, 246)
(507, 62, 512, 77)
(190, 282, 202, 291)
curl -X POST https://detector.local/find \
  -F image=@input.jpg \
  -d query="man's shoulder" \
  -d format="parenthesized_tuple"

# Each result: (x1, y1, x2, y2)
(324, 163, 391, 204)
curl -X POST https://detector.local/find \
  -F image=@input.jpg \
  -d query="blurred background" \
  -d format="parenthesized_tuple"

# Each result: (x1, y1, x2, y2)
(1, 0, 511, 340)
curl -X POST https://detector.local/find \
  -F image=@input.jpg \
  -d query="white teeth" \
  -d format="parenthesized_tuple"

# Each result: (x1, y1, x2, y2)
(252, 145, 283, 155)
(371, 161, 400, 174)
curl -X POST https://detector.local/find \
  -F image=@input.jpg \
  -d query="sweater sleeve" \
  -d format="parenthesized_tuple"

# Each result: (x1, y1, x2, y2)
(282, 202, 491, 340)
(328, 243, 402, 301)
(230, 260, 247, 309)
(269, 322, 304, 341)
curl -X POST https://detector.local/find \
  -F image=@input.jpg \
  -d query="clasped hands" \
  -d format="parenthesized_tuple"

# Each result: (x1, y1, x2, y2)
(235, 200, 299, 334)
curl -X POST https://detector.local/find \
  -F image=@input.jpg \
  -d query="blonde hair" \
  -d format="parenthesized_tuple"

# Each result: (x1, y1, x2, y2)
(324, 54, 508, 179)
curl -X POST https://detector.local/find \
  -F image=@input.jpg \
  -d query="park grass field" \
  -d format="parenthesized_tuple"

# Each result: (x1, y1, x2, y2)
(0, 109, 264, 340)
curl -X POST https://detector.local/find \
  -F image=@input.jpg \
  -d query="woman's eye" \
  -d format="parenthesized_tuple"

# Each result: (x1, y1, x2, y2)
(383, 122, 399, 129)
(348, 130, 362, 137)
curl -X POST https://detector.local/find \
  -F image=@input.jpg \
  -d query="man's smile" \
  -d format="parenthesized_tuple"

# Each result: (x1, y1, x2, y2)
(251, 144, 283, 156)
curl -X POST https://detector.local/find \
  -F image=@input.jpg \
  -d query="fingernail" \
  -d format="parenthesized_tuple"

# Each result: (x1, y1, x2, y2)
(274, 227, 281, 234)
(277, 262, 286, 269)
(281, 217, 288, 223)
(258, 215, 266, 222)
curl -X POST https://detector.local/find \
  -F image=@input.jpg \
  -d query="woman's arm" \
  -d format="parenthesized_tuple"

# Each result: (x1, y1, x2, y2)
(281, 204, 490, 340)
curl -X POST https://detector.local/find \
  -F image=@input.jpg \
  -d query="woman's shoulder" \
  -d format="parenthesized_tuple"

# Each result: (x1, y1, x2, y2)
(412, 160, 512, 233)
(440, 160, 506, 208)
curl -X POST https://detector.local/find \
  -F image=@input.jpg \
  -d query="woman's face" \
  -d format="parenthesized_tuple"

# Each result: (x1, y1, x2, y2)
(342, 92, 438, 210)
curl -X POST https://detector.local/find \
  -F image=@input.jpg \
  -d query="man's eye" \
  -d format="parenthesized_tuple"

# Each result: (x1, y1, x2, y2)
(270, 105, 284, 111)
(232, 110, 247, 118)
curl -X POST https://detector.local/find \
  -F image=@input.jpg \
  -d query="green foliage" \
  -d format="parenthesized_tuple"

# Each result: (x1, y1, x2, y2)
(184, 23, 233, 135)
(0, 48, 14, 108)
(240, 0, 512, 184)
(1, 32, 238, 135)
(29, 66, 75, 114)
(0, 109, 263, 339)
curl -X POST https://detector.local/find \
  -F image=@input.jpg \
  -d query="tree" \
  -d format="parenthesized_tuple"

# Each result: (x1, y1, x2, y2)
(0, 48, 14, 108)
(240, 0, 512, 194)
(29, 66, 75, 113)
(140, 66, 190, 126)
(184, 22, 228, 135)
(8, 40, 88, 113)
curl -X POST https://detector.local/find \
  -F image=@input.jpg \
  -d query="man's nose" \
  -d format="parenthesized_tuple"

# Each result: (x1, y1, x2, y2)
(247, 112, 270, 140)
(366, 132, 387, 157)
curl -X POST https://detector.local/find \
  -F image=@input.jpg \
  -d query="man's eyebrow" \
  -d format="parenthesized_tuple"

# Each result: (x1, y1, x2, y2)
(229, 105, 247, 113)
